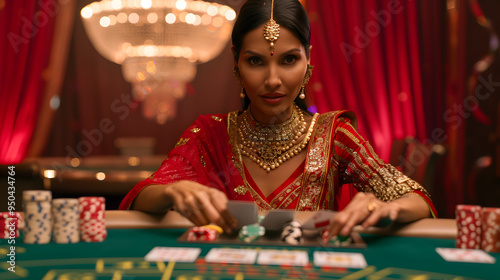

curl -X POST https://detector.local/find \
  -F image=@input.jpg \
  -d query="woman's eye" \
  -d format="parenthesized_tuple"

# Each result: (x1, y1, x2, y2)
(248, 57, 263, 65)
(282, 55, 297, 65)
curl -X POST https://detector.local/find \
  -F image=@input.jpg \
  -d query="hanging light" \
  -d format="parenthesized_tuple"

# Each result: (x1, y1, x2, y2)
(81, 0, 236, 123)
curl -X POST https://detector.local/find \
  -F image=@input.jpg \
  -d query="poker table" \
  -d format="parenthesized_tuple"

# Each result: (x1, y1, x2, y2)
(1, 210, 499, 280)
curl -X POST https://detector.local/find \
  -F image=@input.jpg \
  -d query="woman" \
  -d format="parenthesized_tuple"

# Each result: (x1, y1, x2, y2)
(119, 0, 437, 238)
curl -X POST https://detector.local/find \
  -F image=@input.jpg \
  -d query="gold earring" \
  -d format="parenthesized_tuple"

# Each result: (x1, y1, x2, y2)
(233, 66, 245, 98)
(299, 64, 313, 100)
(299, 87, 305, 99)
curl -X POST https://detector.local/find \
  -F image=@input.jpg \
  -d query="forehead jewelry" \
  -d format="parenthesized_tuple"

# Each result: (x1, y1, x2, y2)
(263, 0, 280, 56)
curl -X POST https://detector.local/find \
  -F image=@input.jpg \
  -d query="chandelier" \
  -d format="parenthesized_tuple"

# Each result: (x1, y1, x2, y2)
(81, 0, 236, 123)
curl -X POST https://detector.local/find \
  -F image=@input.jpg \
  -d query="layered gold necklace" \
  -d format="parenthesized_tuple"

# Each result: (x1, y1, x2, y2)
(238, 105, 315, 172)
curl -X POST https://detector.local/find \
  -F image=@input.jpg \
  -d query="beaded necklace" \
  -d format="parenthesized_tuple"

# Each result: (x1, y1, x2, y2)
(238, 105, 316, 172)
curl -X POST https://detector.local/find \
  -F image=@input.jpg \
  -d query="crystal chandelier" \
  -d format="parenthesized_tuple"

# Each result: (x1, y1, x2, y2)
(81, 0, 236, 123)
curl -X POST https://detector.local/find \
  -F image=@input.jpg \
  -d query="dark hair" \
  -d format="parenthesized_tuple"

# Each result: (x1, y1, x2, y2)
(232, 0, 311, 112)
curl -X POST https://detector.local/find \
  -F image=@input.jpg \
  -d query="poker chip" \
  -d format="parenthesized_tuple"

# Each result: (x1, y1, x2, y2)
(52, 199, 79, 244)
(239, 224, 265, 243)
(481, 207, 500, 253)
(187, 226, 219, 241)
(79, 197, 107, 242)
(23, 190, 52, 244)
(0, 212, 23, 239)
(281, 220, 303, 245)
(203, 224, 224, 234)
(455, 204, 482, 249)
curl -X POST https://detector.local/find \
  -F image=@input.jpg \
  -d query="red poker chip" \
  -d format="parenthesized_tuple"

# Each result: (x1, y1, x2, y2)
(0, 212, 23, 238)
(81, 231, 107, 242)
(481, 207, 500, 253)
(187, 226, 218, 241)
(455, 204, 482, 249)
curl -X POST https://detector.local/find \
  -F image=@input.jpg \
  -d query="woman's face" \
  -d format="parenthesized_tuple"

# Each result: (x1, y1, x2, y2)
(236, 25, 308, 124)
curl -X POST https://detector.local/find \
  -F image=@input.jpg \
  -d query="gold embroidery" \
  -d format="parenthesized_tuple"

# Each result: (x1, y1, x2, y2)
(365, 142, 385, 165)
(211, 116, 222, 122)
(200, 156, 206, 167)
(175, 137, 189, 148)
(335, 126, 361, 144)
(270, 175, 303, 209)
(190, 127, 201, 133)
(363, 164, 431, 202)
(234, 185, 247, 195)
(298, 112, 337, 211)
(228, 111, 271, 209)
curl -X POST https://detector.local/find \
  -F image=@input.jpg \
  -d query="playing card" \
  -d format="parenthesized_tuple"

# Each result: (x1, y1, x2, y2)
(205, 248, 258, 264)
(227, 201, 258, 230)
(313, 251, 367, 268)
(144, 247, 201, 262)
(436, 248, 496, 264)
(260, 209, 295, 231)
(301, 210, 336, 230)
(257, 249, 309, 266)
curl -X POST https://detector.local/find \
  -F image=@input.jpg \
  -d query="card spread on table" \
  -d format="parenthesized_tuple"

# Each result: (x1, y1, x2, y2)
(313, 251, 367, 268)
(144, 247, 201, 262)
(301, 210, 336, 230)
(205, 248, 258, 264)
(226, 201, 258, 230)
(260, 209, 295, 231)
(436, 248, 496, 264)
(257, 249, 309, 266)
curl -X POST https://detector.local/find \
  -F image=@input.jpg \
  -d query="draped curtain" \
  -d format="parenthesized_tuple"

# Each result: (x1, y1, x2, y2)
(308, 0, 426, 161)
(307, 0, 464, 217)
(0, 0, 56, 164)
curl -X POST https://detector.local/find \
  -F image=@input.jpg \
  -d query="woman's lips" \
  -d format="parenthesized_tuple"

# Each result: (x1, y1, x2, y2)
(261, 93, 285, 104)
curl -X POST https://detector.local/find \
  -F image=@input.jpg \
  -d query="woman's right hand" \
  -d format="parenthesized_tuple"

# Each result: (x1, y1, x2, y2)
(165, 180, 238, 234)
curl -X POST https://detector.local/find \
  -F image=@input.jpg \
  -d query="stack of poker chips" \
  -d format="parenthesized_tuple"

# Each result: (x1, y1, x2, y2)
(281, 220, 303, 245)
(1, 212, 23, 239)
(23, 190, 53, 244)
(455, 204, 500, 253)
(52, 199, 80, 244)
(79, 197, 107, 242)
(481, 207, 500, 253)
(455, 205, 482, 249)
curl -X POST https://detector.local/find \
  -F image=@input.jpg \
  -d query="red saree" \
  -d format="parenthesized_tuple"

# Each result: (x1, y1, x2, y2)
(119, 111, 437, 217)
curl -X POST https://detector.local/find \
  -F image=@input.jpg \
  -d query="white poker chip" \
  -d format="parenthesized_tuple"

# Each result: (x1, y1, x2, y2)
(23, 190, 52, 202)
(23, 200, 52, 244)
(52, 199, 80, 244)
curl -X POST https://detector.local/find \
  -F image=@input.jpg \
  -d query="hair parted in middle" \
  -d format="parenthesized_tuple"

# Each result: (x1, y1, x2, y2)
(231, 0, 312, 112)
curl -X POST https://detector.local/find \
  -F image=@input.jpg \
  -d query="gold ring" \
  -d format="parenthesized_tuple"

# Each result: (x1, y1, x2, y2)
(367, 202, 379, 212)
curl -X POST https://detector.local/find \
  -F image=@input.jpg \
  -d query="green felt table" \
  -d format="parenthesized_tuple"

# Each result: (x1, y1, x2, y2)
(1, 211, 499, 280)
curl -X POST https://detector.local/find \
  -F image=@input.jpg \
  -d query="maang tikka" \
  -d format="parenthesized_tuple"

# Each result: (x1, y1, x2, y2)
(263, 0, 280, 56)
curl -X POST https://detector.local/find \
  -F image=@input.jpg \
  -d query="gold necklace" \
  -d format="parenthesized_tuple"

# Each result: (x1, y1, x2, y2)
(238, 105, 316, 172)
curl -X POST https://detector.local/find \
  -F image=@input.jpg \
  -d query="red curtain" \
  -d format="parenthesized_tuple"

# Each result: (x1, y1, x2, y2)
(307, 0, 427, 161)
(0, 0, 56, 164)
(308, 0, 469, 217)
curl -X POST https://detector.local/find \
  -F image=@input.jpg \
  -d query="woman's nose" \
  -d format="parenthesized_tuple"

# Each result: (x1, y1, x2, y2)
(265, 64, 282, 90)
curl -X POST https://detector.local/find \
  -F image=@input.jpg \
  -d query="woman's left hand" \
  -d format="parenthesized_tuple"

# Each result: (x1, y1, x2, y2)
(326, 192, 400, 239)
